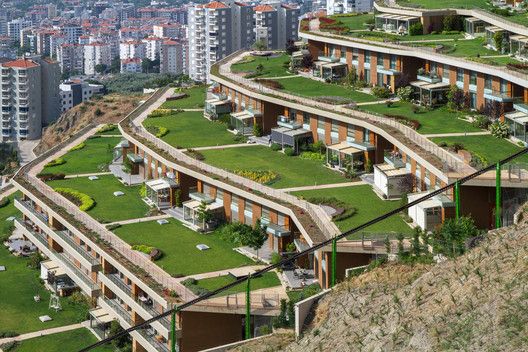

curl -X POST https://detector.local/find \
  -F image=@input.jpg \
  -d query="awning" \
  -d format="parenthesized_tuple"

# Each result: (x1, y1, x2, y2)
(206, 98, 230, 106)
(375, 13, 419, 21)
(465, 17, 485, 23)
(231, 111, 253, 121)
(189, 192, 214, 203)
(41, 260, 67, 277)
(90, 308, 114, 324)
(183, 199, 223, 211)
(126, 153, 143, 163)
(145, 178, 177, 191)
(327, 142, 361, 155)
(376, 163, 410, 177)
(410, 80, 450, 90)
(485, 26, 503, 33)
(115, 140, 130, 148)
(266, 223, 291, 237)
(505, 111, 528, 124)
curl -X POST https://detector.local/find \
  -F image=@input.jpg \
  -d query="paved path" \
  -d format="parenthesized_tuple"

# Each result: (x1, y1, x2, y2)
(280, 180, 366, 192)
(192, 143, 257, 151)
(64, 172, 113, 179)
(422, 131, 490, 138)
(98, 134, 122, 138)
(0, 321, 88, 346)
(175, 265, 267, 282)
(105, 214, 172, 226)
(179, 108, 203, 112)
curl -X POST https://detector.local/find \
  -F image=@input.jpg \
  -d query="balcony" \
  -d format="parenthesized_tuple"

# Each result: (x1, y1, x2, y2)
(55, 230, 100, 267)
(483, 89, 514, 103)
(137, 328, 170, 352)
(101, 296, 133, 326)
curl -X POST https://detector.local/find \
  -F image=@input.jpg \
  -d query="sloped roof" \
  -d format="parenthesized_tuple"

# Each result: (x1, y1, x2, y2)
(2, 58, 39, 69)
(204, 1, 228, 9)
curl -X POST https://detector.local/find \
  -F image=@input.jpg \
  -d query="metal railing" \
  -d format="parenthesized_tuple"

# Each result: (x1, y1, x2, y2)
(55, 230, 100, 266)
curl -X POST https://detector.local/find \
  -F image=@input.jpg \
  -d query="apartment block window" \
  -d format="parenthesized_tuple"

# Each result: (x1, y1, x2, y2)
(364, 50, 370, 63)
(443, 64, 450, 79)
(377, 52, 383, 66)
(347, 125, 355, 141)
(364, 69, 371, 84)
(303, 112, 310, 126)
(216, 189, 223, 202)
(340, 46, 346, 58)
(261, 206, 270, 221)
(363, 128, 370, 143)
(390, 55, 397, 70)
(430, 62, 437, 74)
(500, 79, 508, 94)
(485, 75, 492, 90)
(317, 116, 325, 130)
(288, 108, 297, 118)
(331, 121, 339, 133)
(469, 71, 477, 86)
(456, 68, 464, 83)
(352, 48, 358, 62)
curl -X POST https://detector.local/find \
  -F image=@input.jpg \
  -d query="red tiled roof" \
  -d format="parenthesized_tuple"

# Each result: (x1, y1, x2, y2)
(163, 39, 180, 45)
(254, 4, 274, 12)
(2, 59, 39, 69)
(121, 57, 141, 63)
(204, 1, 228, 9)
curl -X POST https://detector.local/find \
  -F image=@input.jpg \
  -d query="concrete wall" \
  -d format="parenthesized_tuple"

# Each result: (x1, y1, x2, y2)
(295, 289, 330, 337)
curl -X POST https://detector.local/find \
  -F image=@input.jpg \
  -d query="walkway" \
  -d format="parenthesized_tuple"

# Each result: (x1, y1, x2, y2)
(422, 131, 490, 138)
(179, 108, 203, 112)
(64, 171, 112, 179)
(175, 265, 267, 282)
(192, 143, 257, 151)
(0, 321, 88, 346)
(280, 180, 366, 192)
(105, 214, 172, 226)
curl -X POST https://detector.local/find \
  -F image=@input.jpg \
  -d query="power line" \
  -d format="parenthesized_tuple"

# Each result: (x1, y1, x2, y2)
(79, 148, 528, 352)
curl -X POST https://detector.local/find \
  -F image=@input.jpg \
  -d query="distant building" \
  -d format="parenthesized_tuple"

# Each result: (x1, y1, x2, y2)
(59, 80, 105, 112)
(160, 39, 184, 75)
(83, 42, 111, 75)
(7, 19, 32, 42)
(58, 43, 84, 74)
(120, 57, 143, 73)
(326, 0, 373, 15)
(0, 57, 61, 141)
(119, 40, 146, 60)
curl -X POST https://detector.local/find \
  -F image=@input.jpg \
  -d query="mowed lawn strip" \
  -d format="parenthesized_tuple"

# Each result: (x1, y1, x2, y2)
(196, 272, 281, 296)
(10, 328, 114, 352)
(113, 219, 254, 276)
(47, 175, 150, 223)
(200, 145, 348, 189)
(360, 102, 481, 134)
(276, 76, 380, 103)
(41, 136, 121, 175)
(0, 195, 87, 334)
(231, 53, 293, 78)
(431, 135, 528, 164)
(293, 185, 413, 237)
(143, 111, 242, 148)
(330, 13, 375, 30)
(160, 86, 207, 109)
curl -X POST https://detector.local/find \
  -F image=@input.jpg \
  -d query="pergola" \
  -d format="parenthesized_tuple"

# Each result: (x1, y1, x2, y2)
(144, 178, 178, 209)
(312, 61, 348, 80)
(485, 26, 504, 51)
(182, 194, 223, 230)
(505, 110, 528, 142)
(204, 94, 231, 120)
(271, 117, 313, 153)
(230, 108, 261, 135)
(374, 13, 420, 34)
(465, 17, 487, 37)
(410, 80, 450, 106)
(89, 307, 114, 339)
(510, 35, 528, 60)
(326, 141, 363, 171)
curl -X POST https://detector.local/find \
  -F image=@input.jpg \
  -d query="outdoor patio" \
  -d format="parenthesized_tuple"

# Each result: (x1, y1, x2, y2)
(282, 268, 318, 289)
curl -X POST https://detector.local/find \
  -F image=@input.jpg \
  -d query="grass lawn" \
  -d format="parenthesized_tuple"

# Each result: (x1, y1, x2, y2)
(9, 328, 113, 352)
(431, 135, 528, 165)
(293, 185, 413, 237)
(143, 111, 243, 148)
(195, 272, 281, 296)
(231, 53, 293, 78)
(200, 145, 348, 189)
(360, 102, 481, 134)
(160, 86, 207, 109)
(276, 76, 380, 103)
(0, 195, 88, 334)
(330, 13, 375, 30)
(349, 31, 463, 42)
(47, 175, 150, 223)
(113, 219, 254, 276)
(41, 136, 121, 175)
(396, 0, 488, 9)
(414, 38, 496, 58)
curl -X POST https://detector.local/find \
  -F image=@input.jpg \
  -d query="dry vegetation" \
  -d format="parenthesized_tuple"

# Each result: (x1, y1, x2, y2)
(240, 212, 528, 351)
(34, 94, 142, 154)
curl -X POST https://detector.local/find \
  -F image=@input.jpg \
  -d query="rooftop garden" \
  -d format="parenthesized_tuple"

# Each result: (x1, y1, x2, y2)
(4, 328, 113, 352)
(47, 175, 151, 223)
(40, 136, 121, 176)
(396, 0, 489, 9)
(160, 85, 207, 109)
(293, 185, 413, 238)
(327, 13, 375, 31)
(113, 219, 255, 277)
(199, 145, 349, 189)
(231, 53, 293, 78)
(359, 101, 482, 134)
(347, 30, 464, 42)
(182, 272, 281, 297)
(143, 111, 245, 148)
(431, 135, 528, 166)
(262, 76, 380, 104)
(412, 37, 497, 58)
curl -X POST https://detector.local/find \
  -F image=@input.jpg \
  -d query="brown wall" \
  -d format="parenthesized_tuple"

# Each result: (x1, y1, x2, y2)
(179, 311, 242, 352)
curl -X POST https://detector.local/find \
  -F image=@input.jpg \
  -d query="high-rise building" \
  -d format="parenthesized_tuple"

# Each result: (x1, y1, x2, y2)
(7, 19, 32, 42)
(83, 43, 111, 75)
(326, 0, 373, 15)
(58, 43, 84, 74)
(160, 39, 184, 75)
(143, 36, 163, 61)
(0, 57, 60, 141)
(119, 40, 146, 60)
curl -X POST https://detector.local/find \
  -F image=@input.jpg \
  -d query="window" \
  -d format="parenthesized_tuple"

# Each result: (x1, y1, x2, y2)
(364, 69, 370, 84)
(363, 128, 370, 143)
(331, 121, 339, 133)
(303, 112, 310, 126)
(317, 116, 325, 130)
(500, 79, 508, 94)
(261, 207, 270, 221)
(485, 75, 492, 90)
(352, 48, 358, 62)
(377, 52, 383, 66)
(390, 55, 397, 70)
(469, 71, 477, 86)
(347, 125, 355, 141)
(288, 108, 297, 118)
(456, 68, 464, 83)
(364, 50, 370, 63)
(216, 189, 223, 201)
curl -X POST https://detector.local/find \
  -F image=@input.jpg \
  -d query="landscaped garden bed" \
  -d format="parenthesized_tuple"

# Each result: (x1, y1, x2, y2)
(160, 86, 207, 109)
(182, 272, 281, 296)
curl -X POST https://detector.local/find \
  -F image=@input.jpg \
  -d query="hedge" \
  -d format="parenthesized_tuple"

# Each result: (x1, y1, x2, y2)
(45, 158, 66, 167)
(55, 187, 95, 211)
(69, 142, 85, 152)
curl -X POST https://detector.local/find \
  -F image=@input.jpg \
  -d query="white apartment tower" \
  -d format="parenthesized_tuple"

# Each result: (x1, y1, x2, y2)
(58, 43, 84, 74)
(0, 57, 60, 141)
(119, 40, 147, 60)
(326, 0, 373, 15)
(83, 43, 112, 75)
(160, 39, 184, 75)
(7, 19, 32, 42)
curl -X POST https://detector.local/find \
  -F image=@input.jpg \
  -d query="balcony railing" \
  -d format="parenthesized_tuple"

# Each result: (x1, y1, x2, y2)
(55, 230, 100, 266)
(103, 297, 133, 325)
(137, 328, 170, 352)
(57, 252, 98, 290)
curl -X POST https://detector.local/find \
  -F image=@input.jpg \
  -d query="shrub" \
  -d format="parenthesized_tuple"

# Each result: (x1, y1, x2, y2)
(254, 78, 284, 89)
(489, 121, 510, 139)
(451, 142, 465, 152)
(156, 126, 169, 138)
(469, 152, 489, 168)
(186, 149, 205, 160)
(55, 187, 95, 211)
(94, 108, 104, 117)
(299, 151, 325, 161)
(0, 197, 9, 208)
(69, 142, 85, 152)
(283, 147, 295, 156)
(443, 15, 464, 32)
(396, 86, 413, 102)
(148, 109, 173, 118)
(97, 124, 117, 134)
(132, 244, 154, 254)
(270, 143, 282, 151)
(309, 141, 326, 154)
(371, 86, 391, 98)
(233, 169, 279, 184)
(432, 217, 480, 257)
(0, 341, 19, 351)
(45, 158, 66, 167)
(408, 22, 423, 36)
(253, 123, 263, 137)
(36, 172, 66, 181)
(106, 223, 122, 231)
(472, 115, 491, 129)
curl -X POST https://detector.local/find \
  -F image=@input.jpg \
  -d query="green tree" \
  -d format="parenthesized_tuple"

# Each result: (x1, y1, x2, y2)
(196, 200, 213, 228)
(109, 56, 121, 73)
(408, 22, 423, 36)
(432, 217, 480, 257)
(253, 39, 267, 51)
(94, 64, 107, 74)
(239, 219, 267, 257)
(285, 39, 296, 55)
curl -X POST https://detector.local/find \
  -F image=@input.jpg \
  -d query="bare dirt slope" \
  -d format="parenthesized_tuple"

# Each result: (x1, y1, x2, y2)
(34, 94, 141, 155)
(239, 213, 528, 352)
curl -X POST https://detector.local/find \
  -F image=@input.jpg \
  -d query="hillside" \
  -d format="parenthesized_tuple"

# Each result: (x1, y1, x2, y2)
(34, 94, 141, 155)
(235, 211, 528, 352)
